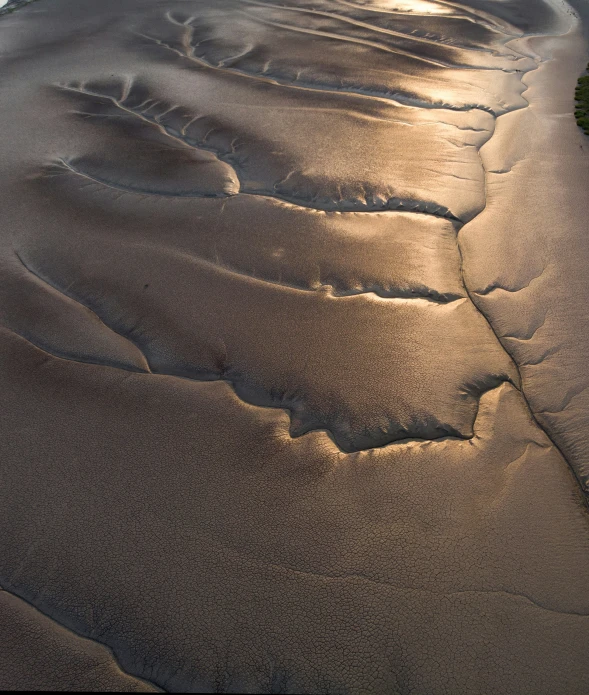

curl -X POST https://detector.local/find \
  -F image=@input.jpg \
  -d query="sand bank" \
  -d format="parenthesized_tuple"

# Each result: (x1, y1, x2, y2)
(1, 0, 588, 692)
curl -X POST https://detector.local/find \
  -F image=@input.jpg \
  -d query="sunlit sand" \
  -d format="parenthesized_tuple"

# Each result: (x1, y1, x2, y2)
(1, 0, 588, 692)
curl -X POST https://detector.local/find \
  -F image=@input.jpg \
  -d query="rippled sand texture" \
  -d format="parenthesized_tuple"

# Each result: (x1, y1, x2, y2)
(1, 0, 589, 692)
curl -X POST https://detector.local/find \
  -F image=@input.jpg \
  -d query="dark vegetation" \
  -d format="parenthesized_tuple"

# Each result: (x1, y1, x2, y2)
(575, 64, 589, 135)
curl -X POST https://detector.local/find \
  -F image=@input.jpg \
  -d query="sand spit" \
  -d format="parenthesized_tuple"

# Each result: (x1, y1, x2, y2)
(1, 0, 589, 692)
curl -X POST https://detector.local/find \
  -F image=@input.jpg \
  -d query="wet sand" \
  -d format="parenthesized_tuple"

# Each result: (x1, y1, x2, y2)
(1, 0, 589, 692)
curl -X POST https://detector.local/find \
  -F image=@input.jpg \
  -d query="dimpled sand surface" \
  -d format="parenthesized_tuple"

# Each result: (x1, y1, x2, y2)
(1, 0, 589, 692)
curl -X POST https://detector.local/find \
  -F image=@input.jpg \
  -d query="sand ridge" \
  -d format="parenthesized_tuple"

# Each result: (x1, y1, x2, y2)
(1, 0, 589, 692)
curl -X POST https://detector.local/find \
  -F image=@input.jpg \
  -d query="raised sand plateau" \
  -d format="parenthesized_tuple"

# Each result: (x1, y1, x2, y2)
(1, 0, 589, 692)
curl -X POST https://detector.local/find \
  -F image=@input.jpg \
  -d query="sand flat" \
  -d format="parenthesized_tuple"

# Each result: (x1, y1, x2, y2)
(1, 0, 589, 692)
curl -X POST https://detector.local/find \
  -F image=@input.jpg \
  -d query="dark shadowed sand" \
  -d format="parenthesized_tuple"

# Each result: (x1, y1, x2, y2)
(1, 0, 589, 692)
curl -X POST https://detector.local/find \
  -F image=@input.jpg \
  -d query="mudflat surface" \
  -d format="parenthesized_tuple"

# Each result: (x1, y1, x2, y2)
(1, 0, 589, 692)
